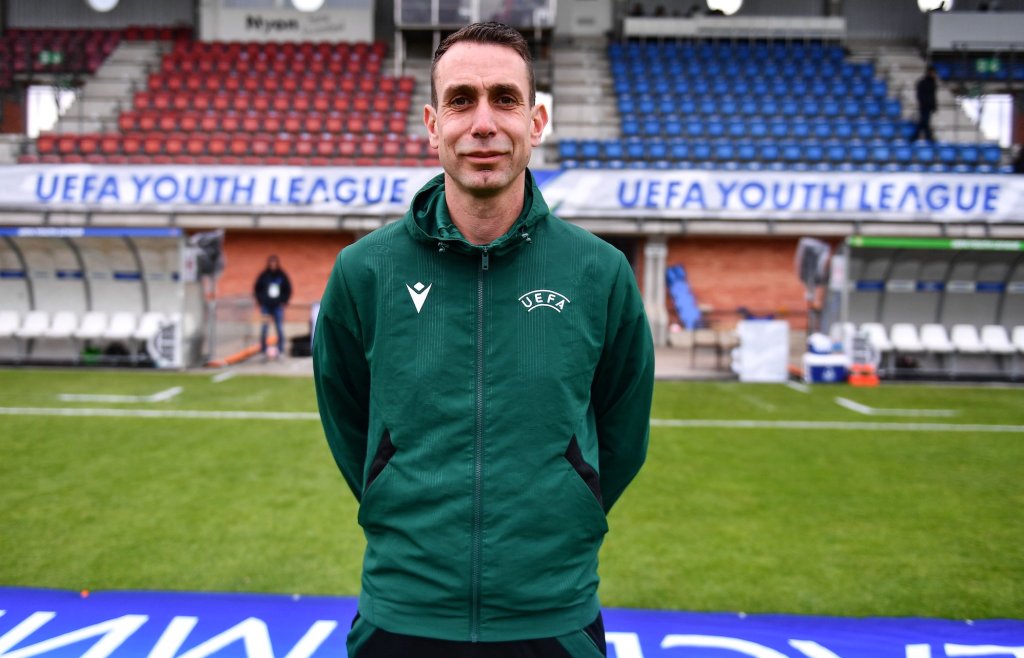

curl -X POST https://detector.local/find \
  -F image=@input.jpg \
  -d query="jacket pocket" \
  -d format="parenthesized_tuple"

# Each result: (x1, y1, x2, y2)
(564, 434, 603, 509)
(364, 429, 395, 495)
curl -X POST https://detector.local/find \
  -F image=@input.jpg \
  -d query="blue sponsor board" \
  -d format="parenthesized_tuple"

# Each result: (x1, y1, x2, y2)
(1, 588, 1022, 658)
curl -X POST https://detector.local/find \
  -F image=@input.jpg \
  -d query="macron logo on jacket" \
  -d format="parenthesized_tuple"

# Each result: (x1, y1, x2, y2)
(406, 282, 432, 313)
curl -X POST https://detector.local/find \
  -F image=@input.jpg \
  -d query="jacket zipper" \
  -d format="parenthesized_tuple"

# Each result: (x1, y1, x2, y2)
(470, 246, 488, 641)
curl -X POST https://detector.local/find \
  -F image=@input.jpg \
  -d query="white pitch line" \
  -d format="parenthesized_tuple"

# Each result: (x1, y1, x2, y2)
(650, 419, 1024, 433)
(834, 396, 958, 417)
(57, 386, 184, 404)
(0, 407, 1020, 433)
(211, 371, 237, 384)
(0, 406, 318, 421)
(786, 381, 811, 394)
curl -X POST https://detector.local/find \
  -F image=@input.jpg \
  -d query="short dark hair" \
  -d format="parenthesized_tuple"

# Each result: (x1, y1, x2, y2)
(430, 22, 535, 107)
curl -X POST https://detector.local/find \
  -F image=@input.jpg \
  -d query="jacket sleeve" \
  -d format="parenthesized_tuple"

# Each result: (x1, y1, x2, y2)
(281, 272, 293, 305)
(591, 253, 655, 513)
(313, 251, 370, 501)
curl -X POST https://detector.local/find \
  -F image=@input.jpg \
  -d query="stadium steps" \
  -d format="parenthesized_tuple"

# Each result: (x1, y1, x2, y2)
(0, 134, 22, 164)
(401, 58, 432, 140)
(868, 45, 989, 145)
(56, 40, 170, 134)
(548, 38, 619, 145)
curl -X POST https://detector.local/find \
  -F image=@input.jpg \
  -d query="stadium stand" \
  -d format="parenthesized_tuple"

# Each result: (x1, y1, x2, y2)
(18, 37, 438, 167)
(554, 39, 1006, 172)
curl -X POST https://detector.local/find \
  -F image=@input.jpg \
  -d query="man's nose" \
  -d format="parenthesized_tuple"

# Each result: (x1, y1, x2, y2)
(470, 101, 498, 138)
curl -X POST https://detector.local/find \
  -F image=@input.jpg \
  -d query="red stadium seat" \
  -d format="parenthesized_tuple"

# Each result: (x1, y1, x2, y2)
(57, 135, 78, 155)
(36, 134, 57, 154)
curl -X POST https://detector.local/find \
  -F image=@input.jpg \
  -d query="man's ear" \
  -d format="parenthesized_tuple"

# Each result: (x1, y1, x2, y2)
(424, 104, 439, 149)
(530, 103, 548, 147)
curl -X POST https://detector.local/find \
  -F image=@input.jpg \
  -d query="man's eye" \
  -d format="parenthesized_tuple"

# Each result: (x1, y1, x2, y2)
(496, 96, 517, 106)
(450, 97, 471, 107)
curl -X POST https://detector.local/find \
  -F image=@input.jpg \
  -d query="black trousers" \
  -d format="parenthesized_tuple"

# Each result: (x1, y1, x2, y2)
(350, 613, 607, 658)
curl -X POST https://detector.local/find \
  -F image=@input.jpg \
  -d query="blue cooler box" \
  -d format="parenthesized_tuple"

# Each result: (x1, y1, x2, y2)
(802, 352, 850, 383)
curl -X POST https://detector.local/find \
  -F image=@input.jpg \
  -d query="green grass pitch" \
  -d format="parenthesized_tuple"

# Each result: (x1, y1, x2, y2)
(1, 368, 1022, 619)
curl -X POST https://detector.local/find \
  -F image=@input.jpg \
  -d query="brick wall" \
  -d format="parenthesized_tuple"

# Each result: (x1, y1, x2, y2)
(214, 229, 355, 317)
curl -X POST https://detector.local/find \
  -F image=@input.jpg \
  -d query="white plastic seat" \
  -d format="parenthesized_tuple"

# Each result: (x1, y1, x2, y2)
(920, 324, 954, 353)
(859, 322, 892, 352)
(951, 324, 986, 354)
(74, 311, 109, 340)
(0, 310, 19, 338)
(44, 311, 78, 339)
(890, 323, 924, 353)
(980, 325, 1015, 355)
(1014, 326, 1024, 353)
(15, 310, 50, 338)
(105, 311, 138, 341)
(133, 312, 166, 341)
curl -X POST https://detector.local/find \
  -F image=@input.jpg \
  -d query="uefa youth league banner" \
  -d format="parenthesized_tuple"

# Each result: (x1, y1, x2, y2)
(1, 588, 1022, 658)
(1, 166, 1023, 223)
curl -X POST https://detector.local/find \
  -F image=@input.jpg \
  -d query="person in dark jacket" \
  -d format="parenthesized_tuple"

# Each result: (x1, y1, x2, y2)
(911, 66, 938, 142)
(253, 255, 291, 357)
(313, 22, 654, 658)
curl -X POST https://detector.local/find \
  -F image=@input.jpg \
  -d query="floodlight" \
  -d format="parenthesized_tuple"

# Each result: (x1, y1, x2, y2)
(85, 0, 119, 12)
(706, 0, 743, 15)
(918, 0, 953, 11)
(292, 0, 326, 11)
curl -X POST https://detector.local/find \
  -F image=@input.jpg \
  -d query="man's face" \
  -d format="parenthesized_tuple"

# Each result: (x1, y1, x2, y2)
(425, 42, 547, 199)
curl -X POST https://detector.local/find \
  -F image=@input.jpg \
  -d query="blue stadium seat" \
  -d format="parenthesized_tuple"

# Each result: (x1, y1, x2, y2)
(759, 142, 781, 162)
(981, 145, 1001, 165)
(854, 120, 874, 141)
(876, 122, 897, 140)
(706, 120, 725, 138)
(790, 121, 810, 140)
(581, 140, 601, 160)
(664, 119, 683, 138)
(804, 142, 825, 163)
(685, 118, 704, 138)
(825, 142, 847, 166)
(959, 144, 980, 165)
(558, 140, 578, 161)
(885, 99, 902, 118)
(811, 121, 832, 140)
(642, 119, 661, 137)
(913, 143, 936, 164)
(625, 140, 645, 160)
(727, 120, 746, 138)
(603, 140, 625, 160)
(648, 140, 668, 161)
(748, 120, 768, 139)
(669, 141, 689, 162)
(621, 118, 640, 137)
(714, 143, 736, 162)
(678, 97, 697, 114)
(870, 143, 892, 165)
(892, 143, 913, 166)
(833, 120, 854, 140)
(561, 159, 579, 170)
(737, 142, 757, 162)
(937, 144, 957, 166)
(769, 120, 789, 139)
(692, 141, 712, 162)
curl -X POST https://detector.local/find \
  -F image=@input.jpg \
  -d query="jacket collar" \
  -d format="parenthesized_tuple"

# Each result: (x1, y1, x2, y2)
(404, 169, 547, 256)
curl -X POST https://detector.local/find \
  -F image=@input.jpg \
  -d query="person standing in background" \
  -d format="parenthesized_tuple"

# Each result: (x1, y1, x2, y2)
(253, 255, 291, 358)
(911, 66, 938, 142)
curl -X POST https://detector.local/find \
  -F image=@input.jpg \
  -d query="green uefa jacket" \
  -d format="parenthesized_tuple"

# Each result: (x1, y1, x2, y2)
(313, 170, 654, 643)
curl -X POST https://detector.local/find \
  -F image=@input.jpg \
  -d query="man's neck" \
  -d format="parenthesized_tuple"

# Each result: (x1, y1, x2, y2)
(445, 174, 527, 246)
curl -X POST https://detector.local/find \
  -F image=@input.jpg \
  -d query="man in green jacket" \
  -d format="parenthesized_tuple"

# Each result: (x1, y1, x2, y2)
(313, 22, 655, 658)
